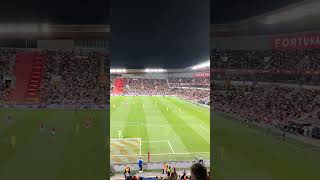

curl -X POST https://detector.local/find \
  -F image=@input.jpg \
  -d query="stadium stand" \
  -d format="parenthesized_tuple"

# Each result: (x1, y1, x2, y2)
(212, 49, 320, 71)
(212, 49, 320, 139)
(10, 51, 47, 102)
(113, 77, 125, 94)
(211, 0, 320, 178)
(0, 48, 110, 107)
(0, 49, 17, 102)
(113, 77, 210, 105)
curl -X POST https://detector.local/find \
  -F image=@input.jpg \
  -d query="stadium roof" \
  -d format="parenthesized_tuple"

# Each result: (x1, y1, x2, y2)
(211, 0, 320, 37)
(0, 24, 110, 39)
(110, 68, 209, 74)
(111, 60, 210, 74)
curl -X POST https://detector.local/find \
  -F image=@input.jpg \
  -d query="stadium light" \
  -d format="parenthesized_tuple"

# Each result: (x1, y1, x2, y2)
(144, 68, 167, 73)
(191, 60, 210, 70)
(110, 68, 127, 73)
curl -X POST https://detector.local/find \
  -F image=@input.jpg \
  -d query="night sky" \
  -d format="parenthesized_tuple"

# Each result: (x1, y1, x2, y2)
(0, 0, 302, 68)
(0, 0, 109, 24)
(111, 0, 210, 69)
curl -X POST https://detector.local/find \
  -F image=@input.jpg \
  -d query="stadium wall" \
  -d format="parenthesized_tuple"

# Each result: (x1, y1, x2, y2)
(37, 39, 109, 50)
(37, 40, 74, 50)
(212, 35, 272, 50)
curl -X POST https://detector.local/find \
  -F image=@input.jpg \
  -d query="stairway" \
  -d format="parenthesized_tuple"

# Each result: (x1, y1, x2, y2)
(9, 51, 46, 103)
(113, 78, 125, 94)
(26, 52, 47, 101)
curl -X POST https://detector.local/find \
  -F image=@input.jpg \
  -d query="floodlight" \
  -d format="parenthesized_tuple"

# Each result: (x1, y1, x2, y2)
(144, 68, 167, 73)
(191, 61, 210, 70)
(110, 68, 127, 73)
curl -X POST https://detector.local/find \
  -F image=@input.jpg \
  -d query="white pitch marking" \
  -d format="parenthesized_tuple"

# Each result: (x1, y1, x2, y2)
(142, 140, 169, 143)
(167, 141, 175, 154)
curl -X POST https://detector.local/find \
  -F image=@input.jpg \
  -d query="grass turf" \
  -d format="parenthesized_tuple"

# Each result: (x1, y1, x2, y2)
(212, 112, 320, 180)
(110, 96, 210, 164)
(0, 108, 108, 180)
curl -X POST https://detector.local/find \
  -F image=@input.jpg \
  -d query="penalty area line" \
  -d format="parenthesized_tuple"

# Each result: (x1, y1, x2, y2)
(167, 140, 175, 154)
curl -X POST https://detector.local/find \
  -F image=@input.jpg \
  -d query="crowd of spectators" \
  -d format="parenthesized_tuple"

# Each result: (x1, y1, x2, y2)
(211, 49, 320, 138)
(40, 50, 109, 105)
(168, 77, 209, 104)
(168, 77, 209, 88)
(212, 49, 320, 138)
(122, 163, 210, 180)
(212, 49, 320, 70)
(0, 48, 109, 106)
(0, 49, 17, 101)
(124, 79, 171, 96)
(120, 78, 210, 105)
(212, 84, 320, 138)
(172, 88, 209, 105)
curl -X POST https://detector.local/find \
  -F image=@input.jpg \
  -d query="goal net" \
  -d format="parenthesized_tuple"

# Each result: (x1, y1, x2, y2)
(110, 138, 141, 164)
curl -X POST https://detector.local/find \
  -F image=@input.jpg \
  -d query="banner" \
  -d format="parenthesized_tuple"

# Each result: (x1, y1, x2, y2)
(272, 33, 320, 49)
(194, 72, 210, 78)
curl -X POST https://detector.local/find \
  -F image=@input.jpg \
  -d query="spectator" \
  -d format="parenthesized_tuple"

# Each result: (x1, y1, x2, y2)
(190, 163, 209, 180)
(124, 164, 131, 178)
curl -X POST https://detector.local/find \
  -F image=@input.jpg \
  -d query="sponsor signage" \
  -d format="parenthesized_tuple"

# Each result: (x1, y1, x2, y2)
(273, 33, 320, 49)
(194, 72, 210, 77)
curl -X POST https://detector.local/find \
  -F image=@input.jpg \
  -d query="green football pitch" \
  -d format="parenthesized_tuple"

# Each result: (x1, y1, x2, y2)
(110, 96, 210, 165)
(213, 112, 320, 180)
(0, 108, 108, 180)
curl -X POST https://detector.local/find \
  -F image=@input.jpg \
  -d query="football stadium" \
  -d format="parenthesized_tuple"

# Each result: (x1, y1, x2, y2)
(0, 24, 109, 180)
(212, 0, 320, 179)
(110, 65, 210, 179)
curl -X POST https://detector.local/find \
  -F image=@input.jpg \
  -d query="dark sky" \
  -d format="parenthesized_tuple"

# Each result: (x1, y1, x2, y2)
(0, 1, 303, 68)
(111, 0, 210, 69)
(211, 0, 302, 24)
(0, 0, 109, 24)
